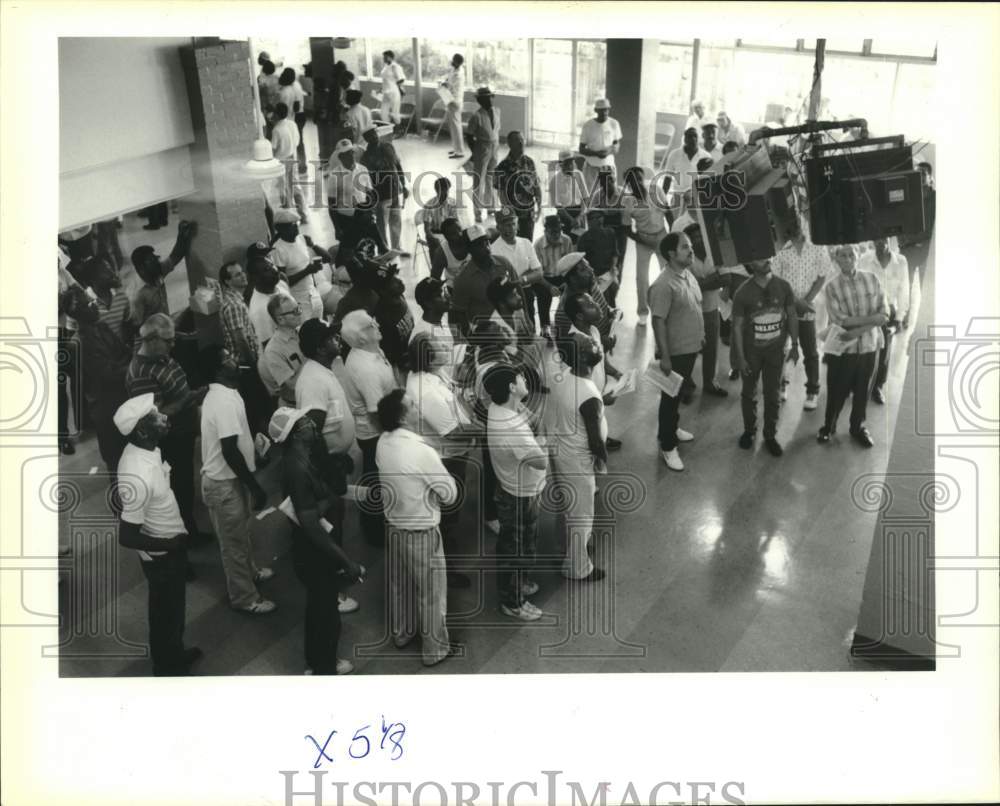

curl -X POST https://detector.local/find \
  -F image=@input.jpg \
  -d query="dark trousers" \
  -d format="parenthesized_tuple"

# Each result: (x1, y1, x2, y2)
(516, 213, 535, 242)
(357, 436, 386, 545)
(481, 444, 498, 521)
(329, 207, 387, 255)
(602, 277, 620, 309)
(533, 282, 556, 328)
(291, 528, 343, 674)
(294, 112, 308, 173)
(741, 345, 784, 438)
(440, 455, 468, 561)
(657, 352, 698, 450)
(238, 366, 276, 438)
(521, 284, 538, 332)
(794, 318, 821, 395)
(701, 309, 720, 386)
(57, 330, 83, 436)
(162, 431, 198, 537)
(139, 550, 188, 676)
(494, 486, 540, 609)
(823, 351, 877, 433)
(873, 326, 894, 392)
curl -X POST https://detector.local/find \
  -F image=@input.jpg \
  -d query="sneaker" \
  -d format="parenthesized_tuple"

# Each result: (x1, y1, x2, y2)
(675, 428, 694, 443)
(706, 382, 729, 397)
(605, 436, 623, 451)
(500, 601, 543, 621)
(637, 313, 649, 326)
(764, 438, 784, 457)
(871, 387, 885, 405)
(661, 449, 684, 471)
(738, 431, 754, 450)
(241, 598, 277, 615)
(484, 519, 500, 535)
(803, 394, 818, 411)
(254, 567, 275, 583)
(336, 658, 355, 675)
(817, 426, 832, 444)
(338, 595, 360, 614)
(521, 580, 540, 597)
(851, 427, 875, 448)
(728, 369, 739, 381)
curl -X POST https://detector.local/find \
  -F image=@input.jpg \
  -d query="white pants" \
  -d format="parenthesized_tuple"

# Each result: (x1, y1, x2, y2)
(446, 103, 464, 154)
(388, 525, 450, 665)
(634, 238, 667, 316)
(381, 88, 401, 124)
(552, 453, 596, 580)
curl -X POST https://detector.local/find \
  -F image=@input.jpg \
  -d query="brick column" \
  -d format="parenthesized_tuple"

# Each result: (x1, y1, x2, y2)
(176, 40, 270, 288)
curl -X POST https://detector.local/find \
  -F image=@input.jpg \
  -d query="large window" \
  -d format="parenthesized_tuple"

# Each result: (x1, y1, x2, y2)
(656, 43, 693, 114)
(891, 62, 936, 144)
(574, 40, 606, 134)
(531, 38, 573, 144)
(471, 40, 529, 94)
(420, 40, 469, 88)
(367, 38, 415, 82)
(821, 55, 897, 135)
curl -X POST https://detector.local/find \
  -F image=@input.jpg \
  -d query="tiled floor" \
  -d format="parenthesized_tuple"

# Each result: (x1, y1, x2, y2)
(57, 122, 921, 677)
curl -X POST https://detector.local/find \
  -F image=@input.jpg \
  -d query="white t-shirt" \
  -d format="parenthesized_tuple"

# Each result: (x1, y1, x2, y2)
(278, 82, 306, 115)
(118, 443, 187, 560)
(295, 358, 356, 455)
(549, 373, 606, 462)
(490, 236, 542, 279)
(271, 118, 300, 160)
(381, 62, 405, 94)
(579, 117, 623, 168)
(376, 428, 457, 529)
(664, 146, 713, 196)
(200, 383, 255, 481)
(405, 370, 470, 459)
(248, 281, 292, 349)
(270, 237, 322, 320)
(343, 348, 398, 441)
(487, 403, 548, 498)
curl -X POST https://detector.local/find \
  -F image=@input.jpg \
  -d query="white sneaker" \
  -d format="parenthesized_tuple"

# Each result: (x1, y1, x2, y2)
(241, 598, 277, 615)
(661, 449, 685, 471)
(254, 566, 275, 582)
(637, 313, 649, 326)
(500, 601, 543, 621)
(803, 394, 818, 411)
(338, 595, 359, 614)
(521, 580, 540, 597)
(675, 428, 694, 443)
(485, 519, 500, 535)
(336, 658, 355, 675)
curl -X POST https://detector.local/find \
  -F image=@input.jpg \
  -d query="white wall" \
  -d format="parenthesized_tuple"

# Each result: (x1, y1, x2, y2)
(59, 37, 197, 229)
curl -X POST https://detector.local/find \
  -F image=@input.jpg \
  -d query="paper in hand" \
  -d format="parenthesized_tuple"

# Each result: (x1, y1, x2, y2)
(605, 368, 639, 397)
(643, 361, 684, 397)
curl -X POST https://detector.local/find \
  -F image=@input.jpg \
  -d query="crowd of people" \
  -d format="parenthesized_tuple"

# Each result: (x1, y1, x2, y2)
(56, 52, 934, 676)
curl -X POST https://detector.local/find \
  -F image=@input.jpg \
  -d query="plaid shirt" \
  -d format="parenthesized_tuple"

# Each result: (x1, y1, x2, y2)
(125, 353, 198, 434)
(824, 269, 887, 355)
(534, 233, 574, 278)
(220, 288, 259, 363)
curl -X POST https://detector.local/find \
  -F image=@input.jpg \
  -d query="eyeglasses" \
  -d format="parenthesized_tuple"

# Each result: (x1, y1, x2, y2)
(279, 305, 303, 317)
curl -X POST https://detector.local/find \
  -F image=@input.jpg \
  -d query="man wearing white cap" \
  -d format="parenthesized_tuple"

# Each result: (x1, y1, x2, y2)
(115, 394, 202, 676)
(269, 406, 365, 675)
(450, 223, 519, 337)
(548, 151, 588, 242)
(324, 138, 385, 256)
(578, 98, 623, 192)
(685, 100, 713, 143)
(269, 210, 327, 322)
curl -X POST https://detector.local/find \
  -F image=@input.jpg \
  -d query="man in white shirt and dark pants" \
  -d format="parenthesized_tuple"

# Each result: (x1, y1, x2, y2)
(376, 389, 462, 666)
(115, 394, 202, 676)
(859, 237, 910, 405)
(578, 98, 623, 193)
(199, 346, 276, 615)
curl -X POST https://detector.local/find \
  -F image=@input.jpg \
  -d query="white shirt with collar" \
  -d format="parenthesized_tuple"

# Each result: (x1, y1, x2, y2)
(580, 117, 623, 169)
(405, 370, 470, 459)
(343, 347, 398, 441)
(376, 427, 457, 529)
(664, 146, 712, 195)
(271, 118, 300, 160)
(295, 358, 356, 454)
(859, 250, 910, 319)
(118, 443, 187, 560)
(490, 236, 542, 279)
(200, 383, 256, 482)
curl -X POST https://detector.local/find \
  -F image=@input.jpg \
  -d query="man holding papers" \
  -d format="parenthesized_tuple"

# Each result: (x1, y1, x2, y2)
(731, 259, 799, 456)
(818, 244, 888, 447)
(648, 232, 704, 472)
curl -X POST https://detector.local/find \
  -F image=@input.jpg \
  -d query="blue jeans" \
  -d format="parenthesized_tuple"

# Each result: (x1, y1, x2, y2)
(494, 486, 540, 609)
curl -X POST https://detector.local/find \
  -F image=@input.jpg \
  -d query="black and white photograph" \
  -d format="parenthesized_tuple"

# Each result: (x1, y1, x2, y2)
(2, 3, 998, 805)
